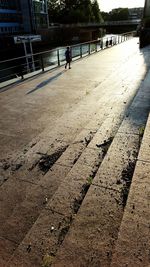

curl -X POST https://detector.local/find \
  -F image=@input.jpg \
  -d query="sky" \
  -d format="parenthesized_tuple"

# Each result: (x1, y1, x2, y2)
(99, 0, 145, 12)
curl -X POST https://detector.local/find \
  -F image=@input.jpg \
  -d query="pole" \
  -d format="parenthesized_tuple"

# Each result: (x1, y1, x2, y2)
(29, 41, 35, 71)
(23, 41, 30, 73)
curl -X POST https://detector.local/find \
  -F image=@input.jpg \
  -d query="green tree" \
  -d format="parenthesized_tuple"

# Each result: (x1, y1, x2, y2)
(48, 0, 61, 23)
(92, 0, 103, 22)
(109, 8, 129, 21)
(101, 11, 109, 21)
(48, 0, 103, 23)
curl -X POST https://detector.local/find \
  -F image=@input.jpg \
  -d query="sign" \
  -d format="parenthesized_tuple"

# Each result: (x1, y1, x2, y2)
(14, 35, 41, 44)
(13, 35, 41, 73)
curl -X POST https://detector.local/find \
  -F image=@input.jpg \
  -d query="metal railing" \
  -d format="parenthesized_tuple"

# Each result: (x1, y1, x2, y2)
(0, 31, 135, 84)
(58, 20, 141, 27)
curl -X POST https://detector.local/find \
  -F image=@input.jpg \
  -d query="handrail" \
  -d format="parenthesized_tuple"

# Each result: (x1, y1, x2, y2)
(57, 20, 141, 27)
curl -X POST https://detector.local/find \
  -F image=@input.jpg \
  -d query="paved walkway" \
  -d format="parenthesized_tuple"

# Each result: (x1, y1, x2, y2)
(0, 37, 149, 160)
(0, 38, 150, 267)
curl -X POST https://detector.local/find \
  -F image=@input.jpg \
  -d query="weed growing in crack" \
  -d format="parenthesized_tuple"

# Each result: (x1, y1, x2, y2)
(42, 254, 54, 267)
(139, 125, 145, 147)
(87, 176, 93, 185)
(139, 126, 145, 137)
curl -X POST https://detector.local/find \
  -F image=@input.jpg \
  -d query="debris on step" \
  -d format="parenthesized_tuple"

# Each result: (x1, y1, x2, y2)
(96, 137, 113, 148)
(38, 146, 68, 174)
(0, 159, 10, 170)
(120, 160, 136, 208)
(26, 243, 32, 253)
(50, 226, 55, 233)
(43, 197, 48, 205)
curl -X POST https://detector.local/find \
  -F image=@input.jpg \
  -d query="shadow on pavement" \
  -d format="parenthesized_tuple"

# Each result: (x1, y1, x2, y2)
(124, 44, 150, 128)
(139, 45, 150, 70)
(27, 70, 65, 94)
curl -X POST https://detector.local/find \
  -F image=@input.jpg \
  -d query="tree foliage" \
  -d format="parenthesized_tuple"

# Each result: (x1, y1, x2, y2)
(109, 8, 129, 21)
(48, 0, 103, 23)
(92, 0, 103, 22)
(101, 8, 130, 22)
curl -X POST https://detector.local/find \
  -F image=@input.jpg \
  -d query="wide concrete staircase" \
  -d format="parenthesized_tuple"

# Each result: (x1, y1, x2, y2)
(0, 69, 150, 267)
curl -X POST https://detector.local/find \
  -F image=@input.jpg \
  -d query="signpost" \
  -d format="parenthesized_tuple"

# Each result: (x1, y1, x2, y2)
(14, 35, 41, 73)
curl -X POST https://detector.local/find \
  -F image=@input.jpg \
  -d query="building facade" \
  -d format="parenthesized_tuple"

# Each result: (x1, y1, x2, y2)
(0, 0, 23, 35)
(19, 0, 49, 33)
(128, 8, 143, 20)
(0, 0, 49, 36)
(32, 0, 49, 30)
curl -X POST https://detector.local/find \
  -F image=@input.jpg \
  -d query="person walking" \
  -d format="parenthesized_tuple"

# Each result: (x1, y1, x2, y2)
(65, 46, 72, 69)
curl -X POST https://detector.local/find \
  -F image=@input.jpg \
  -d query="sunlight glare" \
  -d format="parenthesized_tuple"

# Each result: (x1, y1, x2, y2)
(99, 0, 145, 12)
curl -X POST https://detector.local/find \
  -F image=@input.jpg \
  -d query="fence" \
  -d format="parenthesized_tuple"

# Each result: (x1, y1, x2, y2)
(0, 31, 135, 84)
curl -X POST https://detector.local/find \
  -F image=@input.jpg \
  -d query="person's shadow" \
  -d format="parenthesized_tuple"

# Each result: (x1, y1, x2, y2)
(27, 70, 65, 95)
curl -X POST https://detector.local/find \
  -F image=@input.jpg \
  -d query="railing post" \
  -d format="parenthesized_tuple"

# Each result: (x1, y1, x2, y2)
(95, 42, 97, 52)
(100, 39, 103, 49)
(89, 43, 91, 54)
(111, 37, 113, 46)
(57, 49, 60, 66)
(20, 71, 24, 80)
(80, 45, 82, 58)
(41, 55, 44, 72)
(106, 38, 108, 48)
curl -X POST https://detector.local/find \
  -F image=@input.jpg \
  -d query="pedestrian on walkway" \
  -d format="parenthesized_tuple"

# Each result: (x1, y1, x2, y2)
(65, 46, 72, 69)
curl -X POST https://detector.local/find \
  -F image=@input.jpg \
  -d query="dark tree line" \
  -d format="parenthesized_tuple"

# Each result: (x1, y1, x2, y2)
(48, 0, 103, 23)
(101, 8, 130, 21)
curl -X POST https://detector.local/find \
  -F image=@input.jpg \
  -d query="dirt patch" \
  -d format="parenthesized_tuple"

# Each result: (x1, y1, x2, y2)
(96, 137, 113, 159)
(120, 159, 137, 208)
(73, 183, 90, 214)
(96, 137, 113, 148)
(57, 217, 72, 246)
(0, 159, 10, 170)
(72, 137, 114, 214)
(38, 146, 68, 174)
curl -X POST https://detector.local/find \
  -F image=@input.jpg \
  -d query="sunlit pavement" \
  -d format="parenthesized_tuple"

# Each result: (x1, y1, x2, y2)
(0, 38, 150, 267)
(0, 37, 149, 159)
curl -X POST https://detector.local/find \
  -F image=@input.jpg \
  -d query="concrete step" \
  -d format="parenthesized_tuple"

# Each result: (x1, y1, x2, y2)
(3, 111, 124, 267)
(5, 101, 143, 266)
(1, 86, 116, 224)
(1, 67, 131, 265)
(110, 114, 150, 267)
(0, 62, 135, 230)
(0, 105, 117, 266)
(7, 72, 150, 267)
(47, 70, 150, 267)
(48, 136, 140, 267)
(0, 68, 118, 186)
(0, 128, 96, 262)
(109, 69, 150, 267)
(0, 101, 110, 266)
